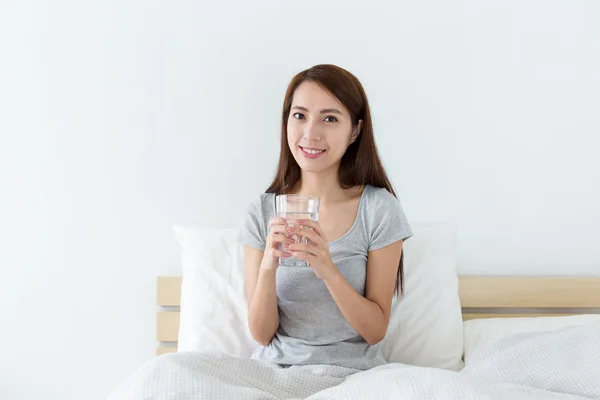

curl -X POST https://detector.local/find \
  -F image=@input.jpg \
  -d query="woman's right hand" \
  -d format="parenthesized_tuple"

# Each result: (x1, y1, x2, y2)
(261, 217, 294, 270)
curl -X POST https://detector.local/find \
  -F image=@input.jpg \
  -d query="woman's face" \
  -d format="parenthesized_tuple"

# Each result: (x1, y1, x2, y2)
(287, 81, 360, 174)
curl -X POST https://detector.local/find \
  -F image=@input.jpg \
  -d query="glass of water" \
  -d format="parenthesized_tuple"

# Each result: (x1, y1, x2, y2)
(275, 194, 320, 267)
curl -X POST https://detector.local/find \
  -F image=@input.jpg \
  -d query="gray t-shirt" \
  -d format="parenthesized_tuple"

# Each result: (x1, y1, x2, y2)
(238, 184, 413, 370)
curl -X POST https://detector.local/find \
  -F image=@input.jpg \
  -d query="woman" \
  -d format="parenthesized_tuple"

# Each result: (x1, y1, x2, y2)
(240, 64, 413, 371)
(107, 64, 413, 400)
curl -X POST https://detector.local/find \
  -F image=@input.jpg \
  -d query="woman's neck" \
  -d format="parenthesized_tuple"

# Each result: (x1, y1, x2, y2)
(293, 168, 352, 203)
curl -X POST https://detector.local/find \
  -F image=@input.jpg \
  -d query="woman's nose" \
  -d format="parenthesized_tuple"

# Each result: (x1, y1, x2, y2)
(303, 122, 322, 141)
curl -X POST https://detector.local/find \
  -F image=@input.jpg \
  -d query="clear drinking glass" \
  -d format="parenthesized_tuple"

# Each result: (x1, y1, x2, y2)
(275, 194, 320, 267)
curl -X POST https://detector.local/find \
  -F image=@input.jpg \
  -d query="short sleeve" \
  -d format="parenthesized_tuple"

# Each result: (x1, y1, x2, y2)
(368, 189, 413, 251)
(238, 194, 268, 250)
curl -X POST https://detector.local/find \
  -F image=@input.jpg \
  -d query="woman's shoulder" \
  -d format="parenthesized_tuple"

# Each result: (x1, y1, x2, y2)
(361, 184, 409, 223)
(362, 184, 398, 208)
(239, 192, 276, 249)
(244, 192, 276, 219)
(362, 185, 413, 248)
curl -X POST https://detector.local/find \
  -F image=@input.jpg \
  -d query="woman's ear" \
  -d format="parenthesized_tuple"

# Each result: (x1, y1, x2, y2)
(351, 120, 363, 144)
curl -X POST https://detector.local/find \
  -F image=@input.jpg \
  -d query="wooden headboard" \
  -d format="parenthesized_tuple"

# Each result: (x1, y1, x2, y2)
(156, 276, 600, 356)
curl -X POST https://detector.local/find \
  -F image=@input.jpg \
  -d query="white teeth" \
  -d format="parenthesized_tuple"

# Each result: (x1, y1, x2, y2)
(303, 148, 324, 155)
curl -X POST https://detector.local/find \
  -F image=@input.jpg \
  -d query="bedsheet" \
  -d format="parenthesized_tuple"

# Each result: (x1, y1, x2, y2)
(107, 322, 600, 400)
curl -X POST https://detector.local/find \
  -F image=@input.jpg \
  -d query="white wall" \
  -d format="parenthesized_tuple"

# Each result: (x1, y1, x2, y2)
(1, 0, 599, 398)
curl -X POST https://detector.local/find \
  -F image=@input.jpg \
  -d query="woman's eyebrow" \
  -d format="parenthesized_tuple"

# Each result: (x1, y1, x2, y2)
(291, 105, 342, 115)
(320, 108, 342, 115)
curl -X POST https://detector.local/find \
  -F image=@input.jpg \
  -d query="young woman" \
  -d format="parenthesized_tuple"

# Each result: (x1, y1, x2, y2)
(239, 64, 413, 370)
(107, 64, 414, 399)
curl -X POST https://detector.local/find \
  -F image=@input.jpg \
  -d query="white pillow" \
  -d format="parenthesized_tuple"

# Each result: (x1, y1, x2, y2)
(174, 223, 464, 371)
(463, 314, 600, 364)
(381, 223, 464, 371)
(174, 225, 259, 357)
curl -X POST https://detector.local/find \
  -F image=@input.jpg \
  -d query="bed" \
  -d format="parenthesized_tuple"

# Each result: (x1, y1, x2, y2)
(106, 275, 600, 399)
(109, 220, 600, 400)
(156, 275, 600, 355)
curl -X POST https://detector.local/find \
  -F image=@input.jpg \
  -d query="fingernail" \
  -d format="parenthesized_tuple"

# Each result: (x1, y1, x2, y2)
(286, 226, 296, 233)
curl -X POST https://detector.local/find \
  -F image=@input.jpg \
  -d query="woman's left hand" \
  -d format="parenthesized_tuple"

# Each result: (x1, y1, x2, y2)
(283, 219, 339, 282)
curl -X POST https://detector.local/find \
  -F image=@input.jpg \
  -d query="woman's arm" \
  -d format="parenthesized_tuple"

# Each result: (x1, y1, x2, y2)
(244, 246, 279, 346)
(244, 217, 292, 346)
(284, 220, 403, 345)
(323, 241, 403, 345)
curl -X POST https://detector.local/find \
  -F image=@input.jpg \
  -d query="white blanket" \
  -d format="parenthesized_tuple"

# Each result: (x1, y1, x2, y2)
(108, 322, 600, 400)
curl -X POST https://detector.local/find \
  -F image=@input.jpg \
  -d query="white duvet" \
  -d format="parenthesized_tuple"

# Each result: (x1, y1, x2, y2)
(108, 322, 600, 400)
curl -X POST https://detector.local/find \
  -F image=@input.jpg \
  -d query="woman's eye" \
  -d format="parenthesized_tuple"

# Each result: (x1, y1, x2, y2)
(324, 116, 338, 123)
(293, 112, 305, 120)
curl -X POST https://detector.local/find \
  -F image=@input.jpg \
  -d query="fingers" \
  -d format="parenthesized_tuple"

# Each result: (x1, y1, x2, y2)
(271, 233, 294, 244)
(285, 225, 322, 245)
(269, 223, 294, 253)
(272, 249, 292, 258)
(269, 217, 286, 229)
(288, 250, 307, 260)
(269, 224, 288, 235)
(284, 242, 319, 256)
(289, 250, 316, 263)
(269, 217, 289, 239)
(294, 219, 326, 239)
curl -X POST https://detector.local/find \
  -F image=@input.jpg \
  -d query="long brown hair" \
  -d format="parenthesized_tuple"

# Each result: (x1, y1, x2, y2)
(266, 64, 405, 295)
